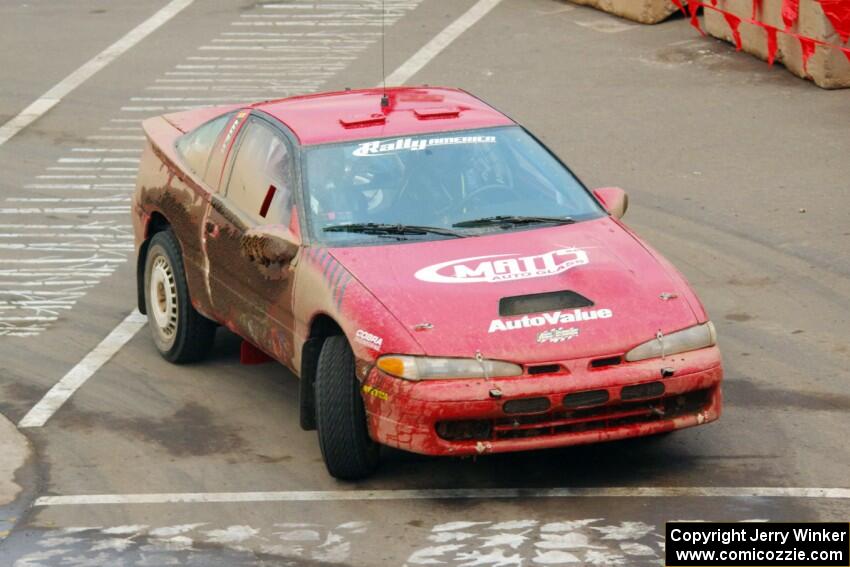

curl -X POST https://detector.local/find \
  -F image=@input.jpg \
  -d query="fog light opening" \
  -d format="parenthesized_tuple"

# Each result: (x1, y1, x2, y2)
(436, 420, 492, 441)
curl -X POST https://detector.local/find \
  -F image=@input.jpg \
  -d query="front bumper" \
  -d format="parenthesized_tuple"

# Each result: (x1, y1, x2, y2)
(362, 346, 723, 456)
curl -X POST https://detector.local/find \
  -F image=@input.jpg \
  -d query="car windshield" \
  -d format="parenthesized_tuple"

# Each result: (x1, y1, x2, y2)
(303, 126, 605, 244)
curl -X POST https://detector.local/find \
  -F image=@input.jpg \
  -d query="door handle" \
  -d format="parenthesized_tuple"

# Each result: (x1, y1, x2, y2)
(205, 221, 220, 237)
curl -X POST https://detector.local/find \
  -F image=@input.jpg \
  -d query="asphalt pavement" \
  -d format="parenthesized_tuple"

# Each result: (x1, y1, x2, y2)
(0, 0, 848, 565)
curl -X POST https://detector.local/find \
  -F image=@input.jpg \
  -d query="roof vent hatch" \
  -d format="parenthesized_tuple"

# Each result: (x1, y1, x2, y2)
(413, 106, 461, 120)
(339, 113, 386, 128)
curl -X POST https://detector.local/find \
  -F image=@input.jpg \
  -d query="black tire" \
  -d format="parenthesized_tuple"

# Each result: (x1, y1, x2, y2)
(315, 335, 380, 479)
(143, 230, 216, 363)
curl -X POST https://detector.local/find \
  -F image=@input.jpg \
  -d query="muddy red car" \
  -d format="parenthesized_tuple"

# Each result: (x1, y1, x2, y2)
(132, 87, 723, 479)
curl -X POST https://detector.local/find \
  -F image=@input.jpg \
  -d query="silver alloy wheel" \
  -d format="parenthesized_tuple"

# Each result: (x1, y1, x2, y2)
(149, 254, 178, 345)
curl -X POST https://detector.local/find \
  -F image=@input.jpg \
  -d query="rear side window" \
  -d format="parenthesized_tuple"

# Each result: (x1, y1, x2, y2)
(175, 113, 232, 177)
(224, 117, 295, 226)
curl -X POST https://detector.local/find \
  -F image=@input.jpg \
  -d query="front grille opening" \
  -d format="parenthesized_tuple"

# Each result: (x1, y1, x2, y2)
(527, 363, 562, 376)
(495, 388, 712, 440)
(563, 389, 609, 409)
(499, 290, 593, 317)
(590, 355, 622, 369)
(503, 397, 551, 415)
(435, 389, 713, 443)
(621, 381, 665, 401)
(436, 420, 491, 441)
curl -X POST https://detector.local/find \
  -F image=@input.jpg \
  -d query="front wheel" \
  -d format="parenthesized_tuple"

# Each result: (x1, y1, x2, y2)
(143, 230, 216, 363)
(315, 335, 380, 480)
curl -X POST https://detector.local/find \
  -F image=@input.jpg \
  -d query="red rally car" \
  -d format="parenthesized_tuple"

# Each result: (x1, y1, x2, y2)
(132, 87, 723, 479)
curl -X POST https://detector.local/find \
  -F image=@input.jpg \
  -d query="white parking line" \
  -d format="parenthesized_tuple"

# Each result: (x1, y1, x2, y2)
(0, 0, 195, 147)
(384, 0, 504, 86)
(0, 280, 99, 287)
(85, 135, 146, 141)
(18, 309, 147, 428)
(32, 486, 850, 506)
(0, 207, 130, 215)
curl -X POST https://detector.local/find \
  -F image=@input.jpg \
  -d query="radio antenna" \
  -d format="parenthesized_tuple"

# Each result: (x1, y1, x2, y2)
(380, 0, 389, 107)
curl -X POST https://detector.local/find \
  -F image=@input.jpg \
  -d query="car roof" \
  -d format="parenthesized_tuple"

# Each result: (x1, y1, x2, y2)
(252, 86, 516, 146)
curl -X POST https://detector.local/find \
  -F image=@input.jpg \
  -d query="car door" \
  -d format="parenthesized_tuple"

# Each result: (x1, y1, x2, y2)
(158, 110, 238, 319)
(202, 114, 299, 362)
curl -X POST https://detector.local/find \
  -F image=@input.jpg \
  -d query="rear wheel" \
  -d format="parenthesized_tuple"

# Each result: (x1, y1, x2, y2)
(143, 230, 215, 363)
(315, 335, 380, 479)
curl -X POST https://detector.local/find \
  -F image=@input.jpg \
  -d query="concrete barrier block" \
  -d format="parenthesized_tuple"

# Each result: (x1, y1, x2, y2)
(567, 0, 684, 24)
(704, 0, 850, 88)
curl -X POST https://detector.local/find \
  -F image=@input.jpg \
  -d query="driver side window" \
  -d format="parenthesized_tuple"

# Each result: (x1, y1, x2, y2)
(224, 117, 295, 226)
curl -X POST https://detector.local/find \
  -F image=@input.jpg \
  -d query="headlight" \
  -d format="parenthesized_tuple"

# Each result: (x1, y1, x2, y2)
(376, 355, 523, 381)
(625, 322, 716, 362)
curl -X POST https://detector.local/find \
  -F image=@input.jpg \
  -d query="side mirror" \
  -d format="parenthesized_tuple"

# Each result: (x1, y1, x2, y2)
(241, 225, 300, 266)
(593, 187, 629, 220)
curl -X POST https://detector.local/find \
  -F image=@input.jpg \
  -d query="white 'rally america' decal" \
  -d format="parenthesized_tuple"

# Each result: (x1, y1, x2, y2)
(353, 135, 496, 157)
(415, 248, 589, 284)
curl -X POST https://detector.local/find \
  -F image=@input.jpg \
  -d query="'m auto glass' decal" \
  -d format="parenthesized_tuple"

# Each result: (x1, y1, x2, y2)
(415, 248, 589, 284)
(352, 134, 496, 157)
(488, 307, 613, 333)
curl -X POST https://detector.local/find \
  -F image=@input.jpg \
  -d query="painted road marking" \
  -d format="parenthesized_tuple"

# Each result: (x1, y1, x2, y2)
(0, 518, 680, 565)
(384, 0, 504, 86)
(406, 518, 661, 566)
(0, 0, 487, 338)
(18, 310, 147, 428)
(32, 486, 850, 506)
(2, 517, 799, 566)
(1, 517, 783, 566)
(2, 0, 496, 338)
(0, 0, 195, 147)
(7, 521, 367, 565)
(574, 18, 638, 33)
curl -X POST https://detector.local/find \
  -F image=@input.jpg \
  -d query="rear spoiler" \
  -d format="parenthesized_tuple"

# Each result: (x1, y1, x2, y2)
(161, 104, 242, 133)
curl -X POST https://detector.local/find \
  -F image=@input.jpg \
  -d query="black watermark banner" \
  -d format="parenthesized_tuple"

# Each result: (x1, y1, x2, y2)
(666, 522, 849, 566)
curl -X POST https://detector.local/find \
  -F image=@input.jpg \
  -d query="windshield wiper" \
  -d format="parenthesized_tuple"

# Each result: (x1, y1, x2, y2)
(323, 222, 465, 238)
(452, 215, 575, 229)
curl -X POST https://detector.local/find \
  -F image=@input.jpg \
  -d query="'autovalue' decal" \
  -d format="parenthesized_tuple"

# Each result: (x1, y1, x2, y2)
(489, 307, 613, 333)
(352, 135, 496, 157)
(415, 248, 589, 284)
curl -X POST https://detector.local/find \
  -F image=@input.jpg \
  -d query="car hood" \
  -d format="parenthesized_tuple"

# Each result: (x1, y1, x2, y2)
(329, 217, 701, 362)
